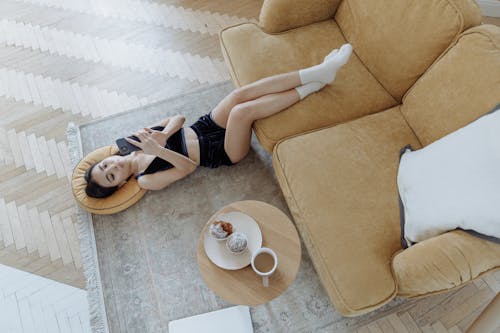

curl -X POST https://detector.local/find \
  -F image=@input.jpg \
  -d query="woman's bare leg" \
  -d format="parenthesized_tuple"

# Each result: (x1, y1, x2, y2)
(211, 44, 353, 129)
(224, 89, 300, 163)
(214, 45, 355, 163)
(211, 71, 301, 128)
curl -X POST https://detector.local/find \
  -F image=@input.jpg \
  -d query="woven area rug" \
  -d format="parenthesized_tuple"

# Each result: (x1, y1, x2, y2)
(67, 81, 408, 333)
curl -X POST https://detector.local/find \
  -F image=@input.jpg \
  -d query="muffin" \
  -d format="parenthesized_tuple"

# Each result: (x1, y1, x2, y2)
(226, 232, 248, 254)
(209, 220, 233, 240)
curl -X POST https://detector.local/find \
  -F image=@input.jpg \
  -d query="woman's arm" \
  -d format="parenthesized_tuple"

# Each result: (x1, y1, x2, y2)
(135, 115, 186, 147)
(125, 131, 197, 173)
(159, 115, 185, 137)
(153, 146, 197, 173)
(137, 167, 190, 190)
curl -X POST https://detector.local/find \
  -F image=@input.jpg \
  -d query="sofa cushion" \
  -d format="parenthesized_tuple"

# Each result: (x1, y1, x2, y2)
(335, 0, 481, 101)
(273, 106, 421, 316)
(220, 20, 397, 152)
(401, 25, 500, 146)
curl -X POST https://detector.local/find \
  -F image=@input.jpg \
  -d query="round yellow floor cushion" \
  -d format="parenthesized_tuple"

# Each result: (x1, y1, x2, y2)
(72, 145, 147, 215)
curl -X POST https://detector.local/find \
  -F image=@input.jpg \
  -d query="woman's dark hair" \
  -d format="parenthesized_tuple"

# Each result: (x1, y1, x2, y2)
(84, 163, 119, 198)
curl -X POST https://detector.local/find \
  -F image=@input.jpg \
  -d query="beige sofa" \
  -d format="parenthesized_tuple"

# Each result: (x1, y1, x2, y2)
(220, 0, 500, 317)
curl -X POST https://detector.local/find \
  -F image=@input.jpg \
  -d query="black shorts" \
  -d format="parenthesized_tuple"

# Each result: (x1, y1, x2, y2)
(189, 112, 234, 168)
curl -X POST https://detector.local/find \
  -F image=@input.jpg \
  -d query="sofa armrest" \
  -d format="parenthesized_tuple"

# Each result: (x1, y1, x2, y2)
(259, 0, 342, 33)
(392, 230, 500, 297)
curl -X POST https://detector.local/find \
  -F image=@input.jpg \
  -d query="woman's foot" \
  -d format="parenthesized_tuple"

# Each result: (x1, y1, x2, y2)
(299, 43, 353, 85)
(324, 48, 338, 61)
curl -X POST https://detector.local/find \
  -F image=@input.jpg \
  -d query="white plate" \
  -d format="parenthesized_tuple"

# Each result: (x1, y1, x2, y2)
(204, 212, 262, 270)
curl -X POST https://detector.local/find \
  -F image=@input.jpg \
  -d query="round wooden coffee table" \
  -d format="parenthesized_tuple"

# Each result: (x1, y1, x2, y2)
(197, 200, 301, 306)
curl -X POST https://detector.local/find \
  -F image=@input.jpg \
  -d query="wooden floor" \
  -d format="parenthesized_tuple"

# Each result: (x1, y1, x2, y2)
(0, 0, 498, 331)
(0, 263, 90, 333)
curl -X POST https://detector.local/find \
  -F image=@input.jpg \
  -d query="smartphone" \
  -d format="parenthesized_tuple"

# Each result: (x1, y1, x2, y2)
(116, 136, 141, 155)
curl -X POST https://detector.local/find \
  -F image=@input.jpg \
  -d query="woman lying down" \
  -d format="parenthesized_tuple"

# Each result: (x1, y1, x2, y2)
(84, 44, 353, 198)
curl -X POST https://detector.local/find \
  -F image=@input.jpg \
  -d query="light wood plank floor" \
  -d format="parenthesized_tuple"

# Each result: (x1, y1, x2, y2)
(0, 1, 498, 331)
(0, 263, 91, 333)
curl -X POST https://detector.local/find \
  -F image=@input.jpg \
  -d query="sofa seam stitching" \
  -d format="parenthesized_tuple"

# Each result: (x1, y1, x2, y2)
(458, 27, 500, 50)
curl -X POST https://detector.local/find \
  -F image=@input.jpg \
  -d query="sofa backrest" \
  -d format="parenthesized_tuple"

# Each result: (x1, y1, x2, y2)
(401, 25, 500, 146)
(259, 0, 343, 33)
(335, 0, 481, 102)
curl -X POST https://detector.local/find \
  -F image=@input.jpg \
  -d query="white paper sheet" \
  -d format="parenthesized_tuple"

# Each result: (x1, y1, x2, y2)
(168, 305, 253, 333)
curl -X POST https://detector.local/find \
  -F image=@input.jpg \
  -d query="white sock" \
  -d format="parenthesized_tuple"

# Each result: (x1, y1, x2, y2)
(294, 81, 325, 100)
(324, 48, 338, 61)
(293, 49, 338, 100)
(299, 43, 353, 85)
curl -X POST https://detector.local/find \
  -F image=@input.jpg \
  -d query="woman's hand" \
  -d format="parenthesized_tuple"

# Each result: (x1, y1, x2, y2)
(147, 128, 169, 146)
(132, 128, 169, 147)
(126, 132, 163, 156)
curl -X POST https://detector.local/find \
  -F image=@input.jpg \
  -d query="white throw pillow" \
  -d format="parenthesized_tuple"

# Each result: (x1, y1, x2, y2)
(398, 104, 500, 247)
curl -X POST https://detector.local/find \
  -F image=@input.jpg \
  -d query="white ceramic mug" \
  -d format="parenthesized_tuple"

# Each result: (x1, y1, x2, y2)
(250, 247, 278, 287)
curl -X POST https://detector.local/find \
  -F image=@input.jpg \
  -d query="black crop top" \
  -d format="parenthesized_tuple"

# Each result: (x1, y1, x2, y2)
(125, 126, 189, 178)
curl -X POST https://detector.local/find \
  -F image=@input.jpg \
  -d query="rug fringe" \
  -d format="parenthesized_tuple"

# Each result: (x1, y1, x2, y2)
(67, 122, 110, 333)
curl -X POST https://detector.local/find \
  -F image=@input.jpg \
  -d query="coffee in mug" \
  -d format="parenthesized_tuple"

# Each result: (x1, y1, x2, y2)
(251, 247, 278, 287)
(254, 252, 275, 273)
